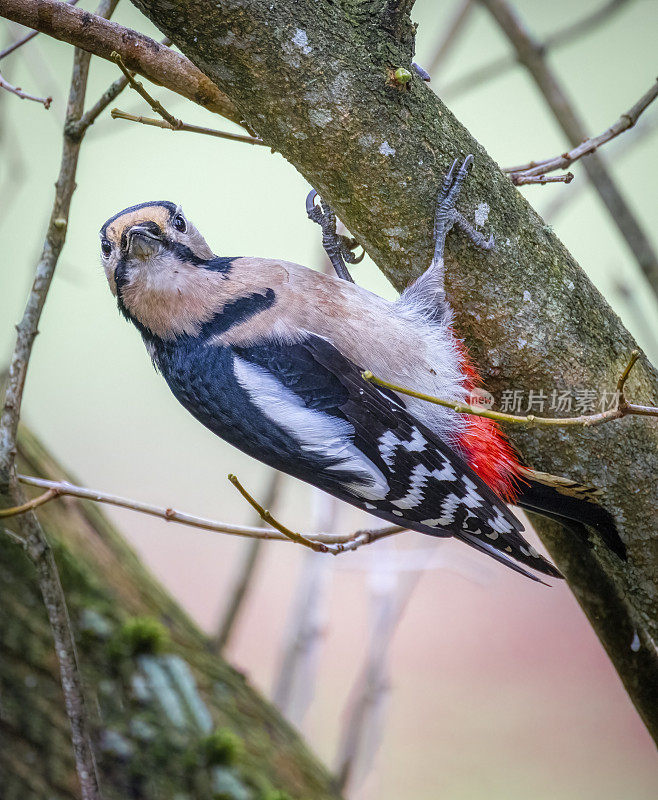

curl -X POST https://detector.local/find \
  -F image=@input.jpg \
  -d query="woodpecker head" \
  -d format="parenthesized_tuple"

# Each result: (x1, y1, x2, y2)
(100, 201, 226, 339)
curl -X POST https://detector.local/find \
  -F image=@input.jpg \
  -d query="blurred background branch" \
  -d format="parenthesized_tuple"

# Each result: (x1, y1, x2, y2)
(478, 0, 658, 297)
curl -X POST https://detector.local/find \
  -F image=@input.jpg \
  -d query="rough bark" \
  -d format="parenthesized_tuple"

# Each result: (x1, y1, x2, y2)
(125, 0, 658, 740)
(0, 426, 343, 800)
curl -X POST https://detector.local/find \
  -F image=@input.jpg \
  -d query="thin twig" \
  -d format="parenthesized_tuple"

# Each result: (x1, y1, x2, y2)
(1, 525, 27, 547)
(110, 50, 182, 128)
(0, 487, 58, 517)
(110, 108, 267, 146)
(362, 351, 656, 427)
(228, 474, 332, 552)
(0, 70, 51, 107)
(541, 111, 658, 222)
(478, 0, 658, 297)
(71, 37, 172, 135)
(0, 0, 81, 61)
(214, 470, 283, 652)
(511, 172, 573, 186)
(17, 473, 404, 549)
(505, 79, 658, 179)
(441, 0, 632, 99)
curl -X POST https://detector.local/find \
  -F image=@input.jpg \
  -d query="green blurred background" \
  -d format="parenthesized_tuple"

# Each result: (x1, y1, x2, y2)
(1, 0, 657, 797)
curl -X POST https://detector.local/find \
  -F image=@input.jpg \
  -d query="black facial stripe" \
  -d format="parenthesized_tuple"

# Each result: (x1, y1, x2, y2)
(197, 289, 276, 340)
(114, 257, 131, 296)
(100, 201, 177, 236)
(167, 241, 234, 274)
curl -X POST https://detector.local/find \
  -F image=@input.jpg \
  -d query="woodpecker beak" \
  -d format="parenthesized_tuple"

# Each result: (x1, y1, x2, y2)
(127, 225, 162, 260)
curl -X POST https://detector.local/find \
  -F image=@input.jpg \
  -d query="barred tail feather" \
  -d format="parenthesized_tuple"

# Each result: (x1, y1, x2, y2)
(516, 467, 626, 559)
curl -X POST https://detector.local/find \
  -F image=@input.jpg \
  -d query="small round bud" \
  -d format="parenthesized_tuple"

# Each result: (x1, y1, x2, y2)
(393, 67, 412, 85)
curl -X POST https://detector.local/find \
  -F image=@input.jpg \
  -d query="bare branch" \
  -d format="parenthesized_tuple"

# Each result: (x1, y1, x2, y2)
(109, 49, 182, 128)
(362, 351, 657, 427)
(214, 470, 284, 652)
(0, 0, 242, 124)
(505, 78, 658, 178)
(0, 69, 51, 107)
(17, 473, 404, 548)
(70, 37, 171, 135)
(0, 0, 81, 60)
(0, 487, 58, 517)
(478, 0, 658, 297)
(541, 110, 658, 221)
(442, 0, 632, 98)
(111, 108, 267, 146)
(511, 172, 573, 186)
(228, 474, 401, 553)
(272, 491, 335, 721)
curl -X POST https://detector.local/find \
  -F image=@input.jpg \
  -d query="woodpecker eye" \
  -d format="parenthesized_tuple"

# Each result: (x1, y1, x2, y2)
(173, 214, 187, 233)
(101, 239, 112, 258)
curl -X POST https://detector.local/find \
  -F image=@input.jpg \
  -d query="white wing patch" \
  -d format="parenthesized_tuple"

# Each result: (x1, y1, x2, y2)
(233, 356, 389, 501)
(490, 507, 515, 534)
(378, 430, 402, 467)
(391, 463, 431, 510)
(461, 476, 484, 510)
(422, 492, 461, 527)
(390, 459, 457, 510)
(403, 429, 427, 453)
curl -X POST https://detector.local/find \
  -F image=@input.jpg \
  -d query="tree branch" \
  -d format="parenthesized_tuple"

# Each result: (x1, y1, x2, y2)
(441, 0, 633, 98)
(426, 0, 473, 76)
(511, 172, 573, 185)
(213, 470, 283, 652)
(110, 108, 267, 145)
(0, 3, 131, 796)
(0, 69, 51, 107)
(0, 0, 241, 124)
(0, 0, 81, 60)
(478, 0, 658, 297)
(504, 78, 658, 179)
(17, 473, 404, 549)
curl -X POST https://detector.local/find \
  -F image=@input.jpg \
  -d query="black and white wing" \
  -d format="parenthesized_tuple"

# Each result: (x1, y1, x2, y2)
(228, 334, 560, 582)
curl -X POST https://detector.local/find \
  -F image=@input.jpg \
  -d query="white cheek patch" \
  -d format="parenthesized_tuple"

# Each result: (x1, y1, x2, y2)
(233, 357, 389, 500)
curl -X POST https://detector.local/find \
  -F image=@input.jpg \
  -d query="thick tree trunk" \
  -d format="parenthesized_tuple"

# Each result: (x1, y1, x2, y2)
(0, 426, 342, 800)
(126, 0, 658, 741)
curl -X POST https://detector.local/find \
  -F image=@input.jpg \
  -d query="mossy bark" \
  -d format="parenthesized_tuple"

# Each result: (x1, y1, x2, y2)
(0, 426, 343, 800)
(128, 0, 658, 740)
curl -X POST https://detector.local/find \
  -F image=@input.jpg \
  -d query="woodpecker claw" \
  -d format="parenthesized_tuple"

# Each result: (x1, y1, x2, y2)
(305, 189, 319, 215)
(306, 188, 356, 283)
(432, 155, 494, 264)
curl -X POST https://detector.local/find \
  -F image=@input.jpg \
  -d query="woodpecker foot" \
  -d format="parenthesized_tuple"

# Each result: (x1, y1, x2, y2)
(433, 155, 494, 264)
(306, 190, 364, 282)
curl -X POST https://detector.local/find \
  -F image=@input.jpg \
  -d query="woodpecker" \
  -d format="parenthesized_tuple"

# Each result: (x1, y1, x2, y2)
(99, 156, 624, 582)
